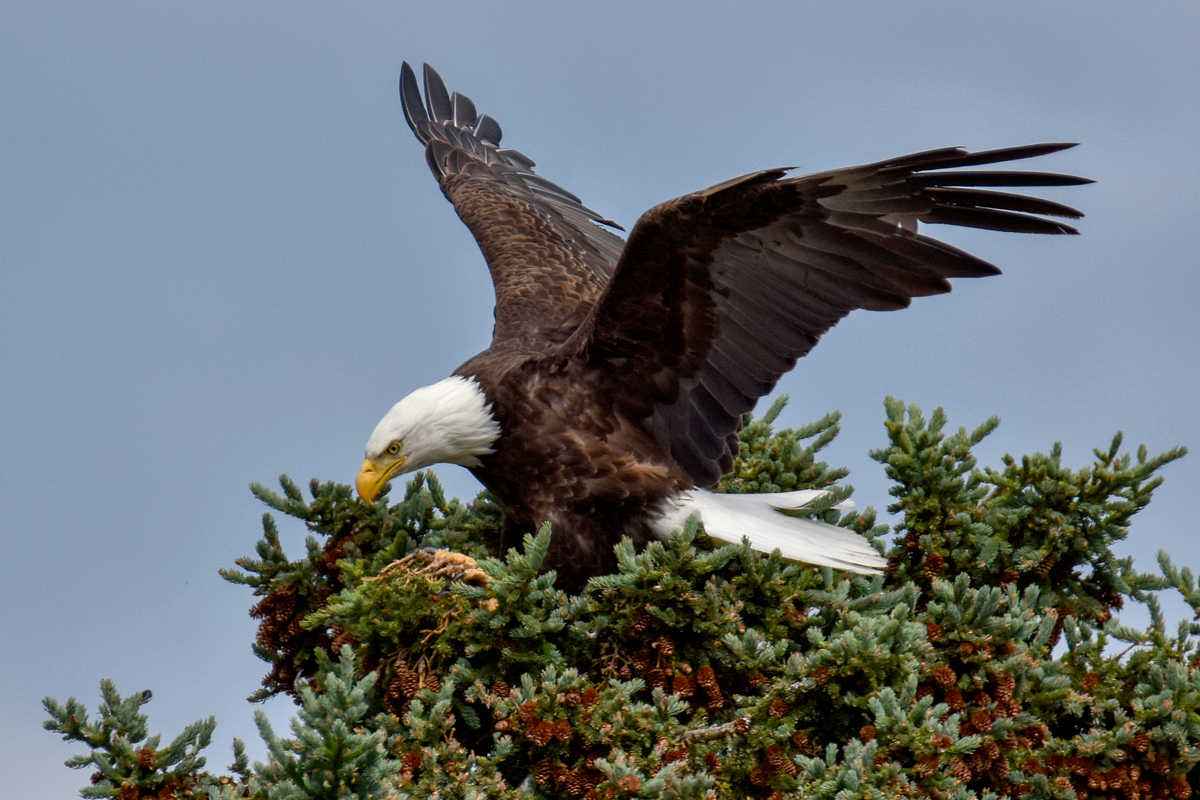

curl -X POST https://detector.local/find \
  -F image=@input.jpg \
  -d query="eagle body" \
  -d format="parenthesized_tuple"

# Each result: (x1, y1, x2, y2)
(356, 63, 1089, 592)
(457, 356, 694, 583)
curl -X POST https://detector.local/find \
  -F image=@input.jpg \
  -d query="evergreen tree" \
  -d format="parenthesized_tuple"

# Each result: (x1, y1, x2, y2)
(45, 398, 1195, 800)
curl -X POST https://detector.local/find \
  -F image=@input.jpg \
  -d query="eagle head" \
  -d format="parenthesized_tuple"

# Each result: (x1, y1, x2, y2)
(356, 376, 501, 503)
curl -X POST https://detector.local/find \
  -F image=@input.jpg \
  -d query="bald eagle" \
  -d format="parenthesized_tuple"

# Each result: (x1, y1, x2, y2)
(356, 62, 1088, 591)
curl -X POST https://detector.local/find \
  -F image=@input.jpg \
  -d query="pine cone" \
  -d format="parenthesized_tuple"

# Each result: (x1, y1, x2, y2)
(616, 774, 642, 792)
(932, 665, 957, 687)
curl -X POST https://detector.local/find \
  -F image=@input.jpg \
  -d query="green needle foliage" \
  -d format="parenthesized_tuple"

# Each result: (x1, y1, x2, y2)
(42, 681, 232, 799)
(45, 399, 1196, 799)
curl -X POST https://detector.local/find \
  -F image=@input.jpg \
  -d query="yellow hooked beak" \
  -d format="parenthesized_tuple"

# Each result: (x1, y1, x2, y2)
(356, 456, 406, 503)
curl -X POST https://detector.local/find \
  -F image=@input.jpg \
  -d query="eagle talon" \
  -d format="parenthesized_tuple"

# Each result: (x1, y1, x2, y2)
(405, 549, 491, 588)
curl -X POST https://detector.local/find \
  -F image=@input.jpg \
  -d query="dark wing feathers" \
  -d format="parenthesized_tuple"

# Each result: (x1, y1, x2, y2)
(399, 62, 626, 343)
(917, 204, 1077, 234)
(451, 90, 477, 130)
(474, 114, 502, 147)
(421, 63, 454, 123)
(399, 63, 1088, 488)
(572, 146, 1088, 486)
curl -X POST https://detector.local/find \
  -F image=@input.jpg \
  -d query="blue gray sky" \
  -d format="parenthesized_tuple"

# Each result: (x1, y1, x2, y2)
(4, 3, 1197, 795)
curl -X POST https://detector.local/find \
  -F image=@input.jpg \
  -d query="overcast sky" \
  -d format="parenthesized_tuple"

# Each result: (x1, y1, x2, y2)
(4, 3, 1197, 796)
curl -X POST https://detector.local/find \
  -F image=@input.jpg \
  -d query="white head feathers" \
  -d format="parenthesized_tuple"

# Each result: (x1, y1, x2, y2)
(365, 376, 501, 472)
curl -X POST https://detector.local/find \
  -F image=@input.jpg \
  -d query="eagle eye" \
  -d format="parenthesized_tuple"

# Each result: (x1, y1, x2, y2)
(386, 442, 402, 456)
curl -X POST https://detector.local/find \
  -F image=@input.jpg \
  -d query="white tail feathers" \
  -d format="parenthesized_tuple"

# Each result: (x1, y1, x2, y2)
(650, 489, 886, 575)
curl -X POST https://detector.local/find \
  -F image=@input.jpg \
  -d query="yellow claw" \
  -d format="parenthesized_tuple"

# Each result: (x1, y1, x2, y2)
(356, 457, 403, 503)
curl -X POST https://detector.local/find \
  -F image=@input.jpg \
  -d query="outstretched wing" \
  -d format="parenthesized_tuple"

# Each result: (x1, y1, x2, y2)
(570, 144, 1091, 486)
(400, 62, 626, 346)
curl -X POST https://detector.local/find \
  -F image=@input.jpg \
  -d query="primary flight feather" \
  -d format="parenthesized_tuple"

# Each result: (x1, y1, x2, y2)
(357, 62, 1089, 592)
